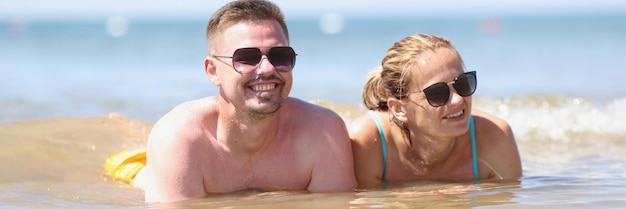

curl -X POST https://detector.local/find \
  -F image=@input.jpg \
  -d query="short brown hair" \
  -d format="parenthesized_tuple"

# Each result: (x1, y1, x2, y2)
(206, 0, 289, 53)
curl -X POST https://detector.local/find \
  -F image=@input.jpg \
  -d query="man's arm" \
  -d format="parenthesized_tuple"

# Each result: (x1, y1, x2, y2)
(307, 110, 358, 192)
(143, 110, 207, 203)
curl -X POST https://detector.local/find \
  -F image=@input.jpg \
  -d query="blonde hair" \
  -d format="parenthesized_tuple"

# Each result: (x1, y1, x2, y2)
(206, 0, 289, 53)
(363, 34, 463, 110)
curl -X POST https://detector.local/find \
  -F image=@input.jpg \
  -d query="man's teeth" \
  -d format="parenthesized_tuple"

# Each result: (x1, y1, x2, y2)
(252, 84, 276, 91)
(445, 110, 463, 119)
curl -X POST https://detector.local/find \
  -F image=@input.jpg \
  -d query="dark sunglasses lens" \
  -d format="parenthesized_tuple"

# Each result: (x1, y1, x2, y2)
(454, 72, 477, 96)
(268, 47, 296, 71)
(424, 83, 449, 107)
(232, 48, 262, 66)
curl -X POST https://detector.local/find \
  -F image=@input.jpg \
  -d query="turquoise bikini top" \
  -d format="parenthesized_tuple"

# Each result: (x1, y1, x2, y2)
(367, 110, 480, 183)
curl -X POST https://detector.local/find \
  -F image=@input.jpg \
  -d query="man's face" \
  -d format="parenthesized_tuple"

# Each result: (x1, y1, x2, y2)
(212, 20, 293, 119)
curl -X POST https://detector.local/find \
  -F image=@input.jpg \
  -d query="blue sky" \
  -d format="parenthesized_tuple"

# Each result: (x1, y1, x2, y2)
(2, 0, 626, 20)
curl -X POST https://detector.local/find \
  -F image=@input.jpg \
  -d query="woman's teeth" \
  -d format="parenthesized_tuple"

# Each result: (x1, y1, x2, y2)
(445, 110, 463, 119)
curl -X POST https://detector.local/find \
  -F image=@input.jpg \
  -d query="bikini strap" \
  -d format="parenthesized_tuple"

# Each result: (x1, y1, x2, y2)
(470, 115, 480, 183)
(368, 110, 388, 180)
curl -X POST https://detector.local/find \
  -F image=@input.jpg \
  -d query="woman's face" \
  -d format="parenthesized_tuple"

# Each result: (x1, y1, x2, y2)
(404, 47, 472, 138)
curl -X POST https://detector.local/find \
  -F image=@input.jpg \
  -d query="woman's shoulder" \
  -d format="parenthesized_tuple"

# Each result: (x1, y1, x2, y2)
(472, 109, 512, 135)
(471, 108, 516, 151)
(471, 109, 522, 180)
(349, 111, 387, 144)
(472, 109, 517, 152)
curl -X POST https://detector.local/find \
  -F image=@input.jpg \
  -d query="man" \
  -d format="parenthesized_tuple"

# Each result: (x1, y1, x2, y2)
(137, 0, 357, 203)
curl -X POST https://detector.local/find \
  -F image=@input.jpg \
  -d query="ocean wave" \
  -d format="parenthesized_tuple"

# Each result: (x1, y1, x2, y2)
(2, 96, 624, 145)
(474, 96, 626, 143)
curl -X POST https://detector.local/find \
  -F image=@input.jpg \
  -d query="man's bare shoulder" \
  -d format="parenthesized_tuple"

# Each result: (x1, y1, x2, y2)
(148, 96, 218, 145)
(281, 98, 349, 141)
(283, 98, 345, 123)
(155, 97, 218, 127)
(283, 98, 358, 191)
(145, 96, 218, 173)
(143, 97, 218, 202)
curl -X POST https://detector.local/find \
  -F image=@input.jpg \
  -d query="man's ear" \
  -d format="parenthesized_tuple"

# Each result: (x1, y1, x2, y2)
(204, 56, 220, 86)
(387, 98, 408, 123)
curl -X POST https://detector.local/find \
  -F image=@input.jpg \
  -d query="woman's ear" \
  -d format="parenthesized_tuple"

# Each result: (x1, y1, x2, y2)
(387, 98, 408, 123)
(204, 56, 221, 86)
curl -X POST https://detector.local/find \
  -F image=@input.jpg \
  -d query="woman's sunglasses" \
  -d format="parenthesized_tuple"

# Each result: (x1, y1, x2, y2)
(420, 71, 477, 107)
(212, 46, 297, 74)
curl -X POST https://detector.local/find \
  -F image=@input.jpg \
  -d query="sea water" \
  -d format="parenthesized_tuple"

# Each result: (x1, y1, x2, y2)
(1, 14, 625, 208)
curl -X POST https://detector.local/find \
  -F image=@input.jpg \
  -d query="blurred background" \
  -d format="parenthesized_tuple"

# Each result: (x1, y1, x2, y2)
(1, 0, 625, 123)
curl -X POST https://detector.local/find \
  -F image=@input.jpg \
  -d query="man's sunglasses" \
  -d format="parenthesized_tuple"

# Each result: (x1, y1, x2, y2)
(419, 71, 477, 107)
(212, 46, 297, 74)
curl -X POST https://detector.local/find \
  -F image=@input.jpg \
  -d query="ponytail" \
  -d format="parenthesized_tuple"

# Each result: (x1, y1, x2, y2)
(362, 66, 388, 110)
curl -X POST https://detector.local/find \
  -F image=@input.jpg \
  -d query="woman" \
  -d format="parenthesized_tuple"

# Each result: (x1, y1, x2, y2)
(349, 34, 522, 188)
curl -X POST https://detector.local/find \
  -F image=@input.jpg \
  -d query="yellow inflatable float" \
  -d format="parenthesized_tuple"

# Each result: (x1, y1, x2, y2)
(103, 148, 146, 185)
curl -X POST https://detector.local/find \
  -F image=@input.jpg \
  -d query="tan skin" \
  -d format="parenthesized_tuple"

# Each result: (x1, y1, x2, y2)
(137, 20, 356, 203)
(349, 47, 522, 188)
